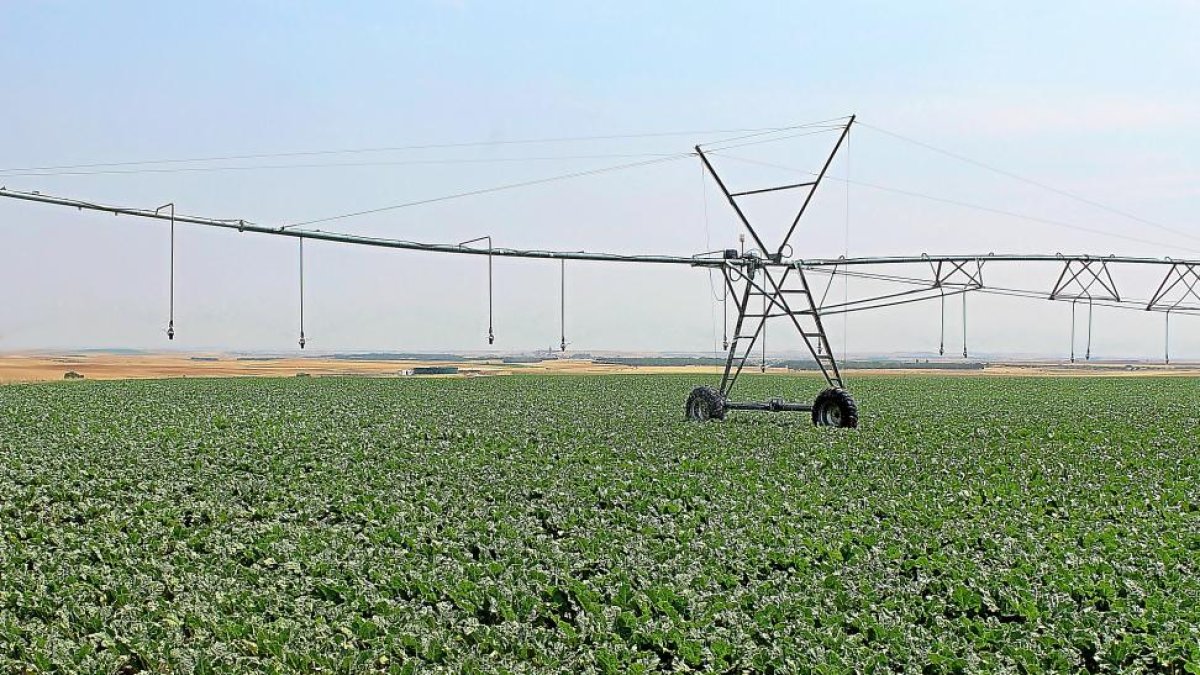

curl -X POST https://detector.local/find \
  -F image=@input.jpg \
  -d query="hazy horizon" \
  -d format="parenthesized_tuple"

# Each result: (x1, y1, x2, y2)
(3, 346, 1193, 365)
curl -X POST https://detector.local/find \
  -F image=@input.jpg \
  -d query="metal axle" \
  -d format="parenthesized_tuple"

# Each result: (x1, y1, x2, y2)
(725, 400, 813, 413)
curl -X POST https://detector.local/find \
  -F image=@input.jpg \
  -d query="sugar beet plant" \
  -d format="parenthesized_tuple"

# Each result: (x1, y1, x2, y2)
(0, 374, 1198, 673)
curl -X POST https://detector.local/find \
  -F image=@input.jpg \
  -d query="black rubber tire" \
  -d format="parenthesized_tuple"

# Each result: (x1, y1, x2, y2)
(811, 388, 859, 428)
(685, 386, 726, 422)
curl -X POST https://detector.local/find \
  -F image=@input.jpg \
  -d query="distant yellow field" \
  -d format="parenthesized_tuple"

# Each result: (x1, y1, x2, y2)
(2, 353, 1199, 384)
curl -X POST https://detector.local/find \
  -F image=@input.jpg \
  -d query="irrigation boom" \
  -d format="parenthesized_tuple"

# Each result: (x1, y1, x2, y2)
(0, 188, 710, 267)
(4, 116, 1198, 428)
(5, 188, 1196, 271)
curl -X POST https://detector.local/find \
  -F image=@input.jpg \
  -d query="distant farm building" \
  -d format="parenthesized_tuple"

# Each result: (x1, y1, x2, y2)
(408, 366, 459, 376)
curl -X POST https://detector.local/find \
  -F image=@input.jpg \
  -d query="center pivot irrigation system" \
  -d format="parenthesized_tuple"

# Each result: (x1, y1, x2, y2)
(3, 115, 1198, 427)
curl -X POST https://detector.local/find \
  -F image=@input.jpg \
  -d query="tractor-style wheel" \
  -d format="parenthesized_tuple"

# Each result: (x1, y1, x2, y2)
(685, 386, 726, 422)
(812, 388, 859, 428)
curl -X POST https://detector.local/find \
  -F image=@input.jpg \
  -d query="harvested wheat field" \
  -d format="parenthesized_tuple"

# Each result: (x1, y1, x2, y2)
(3, 353, 1200, 384)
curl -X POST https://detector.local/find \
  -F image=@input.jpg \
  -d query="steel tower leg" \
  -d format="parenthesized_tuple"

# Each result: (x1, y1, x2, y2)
(686, 260, 856, 426)
(687, 117, 859, 426)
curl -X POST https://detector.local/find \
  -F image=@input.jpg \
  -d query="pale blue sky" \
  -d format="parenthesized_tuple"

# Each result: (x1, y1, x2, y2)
(1, 2, 1197, 358)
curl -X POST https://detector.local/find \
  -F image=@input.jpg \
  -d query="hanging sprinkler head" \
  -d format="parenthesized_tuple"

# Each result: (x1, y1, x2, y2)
(458, 235, 495, 348)
(297, 238, 306, 351)
(158, 202, 176, 344)
(1085, 300, 1094, 361)
(559, 259, 567, 354)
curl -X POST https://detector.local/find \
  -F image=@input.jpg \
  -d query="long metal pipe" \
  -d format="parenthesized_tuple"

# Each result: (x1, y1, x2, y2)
(0, 188, 724, 267)
(4, 188, 1198, 270)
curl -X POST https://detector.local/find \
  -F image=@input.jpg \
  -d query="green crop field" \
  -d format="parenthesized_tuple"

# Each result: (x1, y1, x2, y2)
(1, 375, 1198, 673)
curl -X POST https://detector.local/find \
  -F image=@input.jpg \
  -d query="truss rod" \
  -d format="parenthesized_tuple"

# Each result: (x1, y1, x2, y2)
(818, 285, 948, 313)
(803, 254, 1200, 267)
(815, 287, 970, 316)
(729, 180, 816, 198)
(803, 266, 1200, 317)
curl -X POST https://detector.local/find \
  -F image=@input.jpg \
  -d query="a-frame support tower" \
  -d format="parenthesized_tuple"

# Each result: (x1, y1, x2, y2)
(686, 116, 858, 427)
